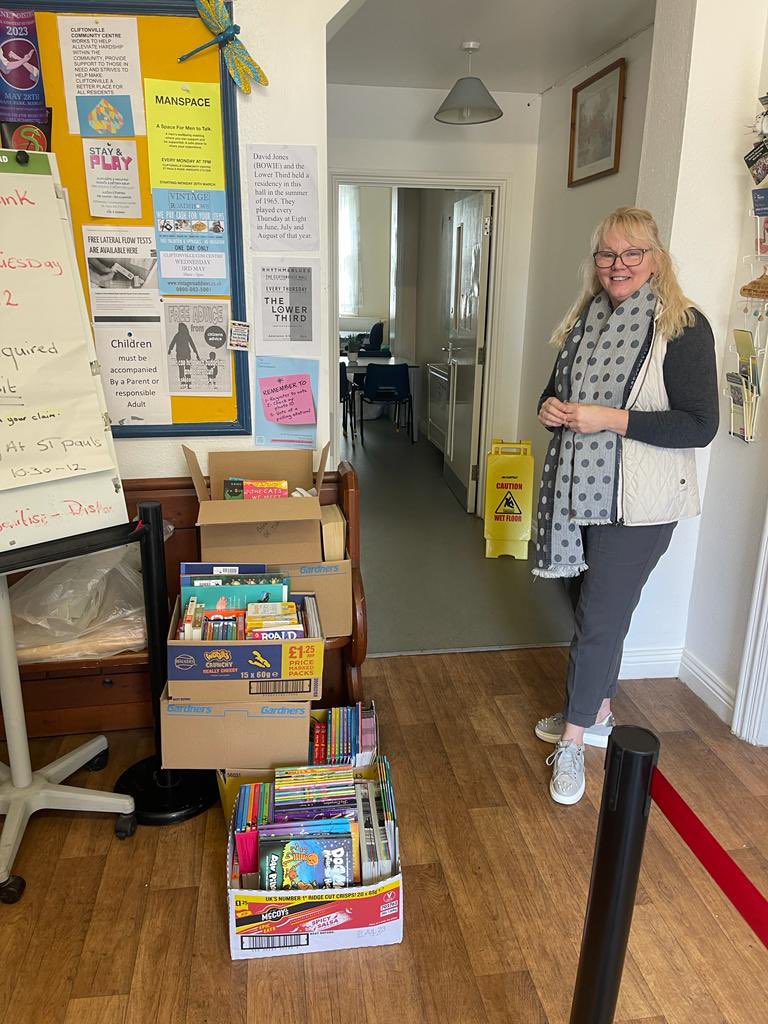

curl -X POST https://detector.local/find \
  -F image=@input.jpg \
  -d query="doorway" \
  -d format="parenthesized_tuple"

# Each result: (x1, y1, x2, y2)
(330, 173, 574, 656)
(330, 174, 501, 513)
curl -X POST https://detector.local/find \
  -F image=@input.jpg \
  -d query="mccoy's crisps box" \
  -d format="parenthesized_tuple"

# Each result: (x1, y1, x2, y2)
(226, 765, 403, 960)
(167, 594, 324, 700)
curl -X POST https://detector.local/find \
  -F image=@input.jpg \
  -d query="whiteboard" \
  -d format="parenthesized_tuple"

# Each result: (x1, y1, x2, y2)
(0, 149, 127, 555)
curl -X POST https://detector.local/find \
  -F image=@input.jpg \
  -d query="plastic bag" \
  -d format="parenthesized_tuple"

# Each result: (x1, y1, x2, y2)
(11, 536, 154, 663)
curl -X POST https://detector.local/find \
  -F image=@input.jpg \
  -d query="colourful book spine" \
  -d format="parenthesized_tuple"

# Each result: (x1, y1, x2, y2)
(224, 477, 244, 500)
(243, 479, 289, 500)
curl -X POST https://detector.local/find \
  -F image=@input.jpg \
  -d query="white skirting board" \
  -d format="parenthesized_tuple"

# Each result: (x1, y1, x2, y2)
(619, 646, 735, 726)
(618, 646, 684, 681)
(677, 651, 736, 726)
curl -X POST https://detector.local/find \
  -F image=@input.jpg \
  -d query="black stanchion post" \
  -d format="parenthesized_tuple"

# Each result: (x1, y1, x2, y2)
(115, 500, 219, 824)
(137, 500, 168, 756)
(569, 725, 660, 1024)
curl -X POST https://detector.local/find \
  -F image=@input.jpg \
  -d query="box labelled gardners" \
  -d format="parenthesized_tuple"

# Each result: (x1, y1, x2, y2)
(183, 444, 330, 564)
(269, 559, 351, 639)
(160, 687, 311, 770)
(167, 594, 323, 699)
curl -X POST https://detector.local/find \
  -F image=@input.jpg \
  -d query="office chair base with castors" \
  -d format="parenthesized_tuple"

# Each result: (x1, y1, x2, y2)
(0, 577, 135, 903)
(0, 733, 136, 901)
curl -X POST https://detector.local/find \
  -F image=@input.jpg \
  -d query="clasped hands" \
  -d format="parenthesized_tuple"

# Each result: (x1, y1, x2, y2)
(538, 397, 628, 436)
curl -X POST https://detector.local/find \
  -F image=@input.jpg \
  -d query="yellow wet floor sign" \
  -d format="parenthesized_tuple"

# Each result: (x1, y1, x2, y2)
(484, 440, 534, 558)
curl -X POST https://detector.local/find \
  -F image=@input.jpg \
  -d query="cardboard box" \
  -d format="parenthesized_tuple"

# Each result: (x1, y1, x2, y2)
(167, 595, 323, 698)
(160, 687, 311, 770)
(268, 558, 352, 639)
(183, 444, 330, 564)
(320, 504, 346, 561)
(226, 765, 403, 960)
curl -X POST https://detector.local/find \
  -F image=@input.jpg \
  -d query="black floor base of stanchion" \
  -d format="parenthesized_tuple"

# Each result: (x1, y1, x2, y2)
(114, 755, 219, 825)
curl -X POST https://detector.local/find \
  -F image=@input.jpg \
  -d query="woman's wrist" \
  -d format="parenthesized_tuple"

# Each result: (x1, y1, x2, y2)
(607, 408, 629, 436)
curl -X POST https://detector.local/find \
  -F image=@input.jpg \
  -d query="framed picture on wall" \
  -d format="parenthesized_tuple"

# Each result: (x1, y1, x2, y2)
(568, 58, 626, 187)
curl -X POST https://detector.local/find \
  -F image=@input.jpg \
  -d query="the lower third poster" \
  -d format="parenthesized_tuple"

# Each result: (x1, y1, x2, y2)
(254, 356, 319, 449)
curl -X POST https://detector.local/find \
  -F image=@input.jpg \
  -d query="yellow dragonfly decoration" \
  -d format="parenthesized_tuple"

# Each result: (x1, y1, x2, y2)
(179, 0, 268, 93)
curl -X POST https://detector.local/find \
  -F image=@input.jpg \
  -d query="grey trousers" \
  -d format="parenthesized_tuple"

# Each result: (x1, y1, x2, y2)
(564, 522, 676, 727)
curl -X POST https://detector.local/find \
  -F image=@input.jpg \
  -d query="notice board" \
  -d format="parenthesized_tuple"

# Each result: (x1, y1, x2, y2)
(1, 1, 249, 437)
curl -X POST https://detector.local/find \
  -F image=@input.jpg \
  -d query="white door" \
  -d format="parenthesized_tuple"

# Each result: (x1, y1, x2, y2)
(443, 191, 492, 512)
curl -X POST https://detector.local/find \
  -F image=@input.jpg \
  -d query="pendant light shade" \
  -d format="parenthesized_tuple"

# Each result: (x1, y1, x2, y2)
(435, 42, 503, 125)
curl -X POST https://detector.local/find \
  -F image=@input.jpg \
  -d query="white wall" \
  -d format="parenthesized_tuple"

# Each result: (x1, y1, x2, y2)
(620, 0, 768, 697)
(328, 84, 541, 443)
(514, 27, 663, 669)
(391, 188, 420, 360)
(115, 0, 346, 479)
(356, 185, 391, 320)
(518, 28, 654, 462)
(678, 2, 768, 720)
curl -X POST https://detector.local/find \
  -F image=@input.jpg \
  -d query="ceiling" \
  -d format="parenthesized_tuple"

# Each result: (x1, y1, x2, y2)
(327, 0, 655, 94)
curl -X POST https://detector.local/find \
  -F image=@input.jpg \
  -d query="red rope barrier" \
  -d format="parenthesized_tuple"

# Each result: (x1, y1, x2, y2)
(651, 767, 768, 949)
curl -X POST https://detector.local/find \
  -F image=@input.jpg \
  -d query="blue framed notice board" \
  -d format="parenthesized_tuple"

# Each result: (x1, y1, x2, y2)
(1, 0, 250, 437)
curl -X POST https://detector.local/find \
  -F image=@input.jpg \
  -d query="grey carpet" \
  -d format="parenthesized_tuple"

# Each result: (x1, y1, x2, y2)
(341, 418, 574, 655)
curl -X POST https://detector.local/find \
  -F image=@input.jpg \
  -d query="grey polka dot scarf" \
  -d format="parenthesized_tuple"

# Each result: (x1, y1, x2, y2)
(533, 283, 657, 578)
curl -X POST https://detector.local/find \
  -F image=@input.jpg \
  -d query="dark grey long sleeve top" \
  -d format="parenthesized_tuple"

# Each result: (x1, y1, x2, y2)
(538, 310, 719, 448)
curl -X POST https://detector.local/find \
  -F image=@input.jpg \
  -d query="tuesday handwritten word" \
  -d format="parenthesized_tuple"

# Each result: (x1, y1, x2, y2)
(0, 252, 63, 276)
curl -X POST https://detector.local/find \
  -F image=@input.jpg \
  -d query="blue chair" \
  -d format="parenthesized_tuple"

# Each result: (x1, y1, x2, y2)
(339, 360, 356, 441)
(358, 363, 413, 445)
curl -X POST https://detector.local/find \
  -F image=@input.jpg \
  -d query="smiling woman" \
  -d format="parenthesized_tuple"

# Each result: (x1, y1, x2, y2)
(531, 205, 719, 806)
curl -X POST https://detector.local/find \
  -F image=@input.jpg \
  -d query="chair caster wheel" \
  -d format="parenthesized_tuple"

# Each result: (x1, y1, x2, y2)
(115, 813, 137, 839)
(0, 875, 26, 904)
(86, 748, 109, 772)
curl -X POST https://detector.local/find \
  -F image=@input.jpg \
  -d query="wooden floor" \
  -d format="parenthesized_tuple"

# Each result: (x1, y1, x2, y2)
(2, 648, 768, 1024)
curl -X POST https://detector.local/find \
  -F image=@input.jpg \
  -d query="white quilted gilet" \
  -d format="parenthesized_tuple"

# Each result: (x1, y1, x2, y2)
(620, 320, 700, 526)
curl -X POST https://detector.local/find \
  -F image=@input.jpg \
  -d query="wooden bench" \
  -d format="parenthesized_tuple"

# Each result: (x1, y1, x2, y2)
(5, 462, 366, 738)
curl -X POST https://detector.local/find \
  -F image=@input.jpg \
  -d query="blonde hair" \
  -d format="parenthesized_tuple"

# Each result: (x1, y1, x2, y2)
(548, 206, 696, 348)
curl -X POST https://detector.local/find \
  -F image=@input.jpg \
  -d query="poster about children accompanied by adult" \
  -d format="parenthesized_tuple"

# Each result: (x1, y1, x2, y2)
(254, 356, 319, 448)
(162, 298, 231, 396)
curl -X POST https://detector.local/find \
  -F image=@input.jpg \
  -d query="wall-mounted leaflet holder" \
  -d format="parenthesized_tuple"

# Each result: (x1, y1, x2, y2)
(728, 261, 768, 442)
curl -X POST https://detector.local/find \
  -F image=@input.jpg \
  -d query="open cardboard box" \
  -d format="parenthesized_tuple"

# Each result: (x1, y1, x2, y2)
(183, 443, 330, 564)
(167, 594, 323, 699)
(160, 687, 311, 770)
(182, 443, 352, 637)
(225, 765, 403, 960)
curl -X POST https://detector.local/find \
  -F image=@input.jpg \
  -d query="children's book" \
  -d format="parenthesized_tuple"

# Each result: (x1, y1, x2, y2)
(180, 584, 286, 612)
(259, 835, 355, 890)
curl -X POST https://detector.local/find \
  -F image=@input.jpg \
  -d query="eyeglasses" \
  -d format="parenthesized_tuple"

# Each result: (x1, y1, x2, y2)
(593, 248, 651, 269)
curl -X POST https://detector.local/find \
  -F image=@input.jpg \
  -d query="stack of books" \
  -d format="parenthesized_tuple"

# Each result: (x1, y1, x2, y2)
(310, 701, 378, 767)
(224, 477, 289, 499)
(175, 563, 309, 641)
(232, 757, 397, 891)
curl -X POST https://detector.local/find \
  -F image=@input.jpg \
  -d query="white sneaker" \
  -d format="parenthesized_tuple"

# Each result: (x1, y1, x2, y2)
(546, 741, 585, 805)
(535, 710, 615, 748)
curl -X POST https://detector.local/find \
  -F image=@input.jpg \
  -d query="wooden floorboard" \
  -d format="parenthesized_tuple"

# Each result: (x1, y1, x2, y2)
(2, 651, 767, 1024)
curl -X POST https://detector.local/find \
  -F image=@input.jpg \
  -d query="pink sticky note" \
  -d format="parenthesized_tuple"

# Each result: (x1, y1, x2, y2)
(260, 374, 316, 425)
